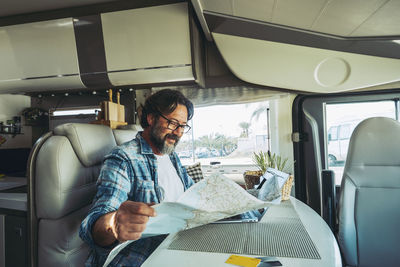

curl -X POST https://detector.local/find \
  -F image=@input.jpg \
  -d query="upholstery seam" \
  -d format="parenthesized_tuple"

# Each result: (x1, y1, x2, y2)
(56, 139, 65, 208)
(353, 184, 359, 267)
(354, 185, 400, 189)
(70, 124, 86, 165)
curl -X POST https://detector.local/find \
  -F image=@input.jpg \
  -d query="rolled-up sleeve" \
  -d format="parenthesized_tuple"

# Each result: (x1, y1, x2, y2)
(79, 149, 131, 255)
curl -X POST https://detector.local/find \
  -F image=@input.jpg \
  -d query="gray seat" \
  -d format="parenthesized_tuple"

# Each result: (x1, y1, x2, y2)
(337, 117, 400, 267)
(112, 124, 142, 145)
(27, 123, 141, 267)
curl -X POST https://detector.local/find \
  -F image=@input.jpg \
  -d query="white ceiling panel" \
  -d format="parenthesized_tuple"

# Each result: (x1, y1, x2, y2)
(352, 0, 400, 36)
(2, 0, 400, 38)
(201, 0, 234, 15)
(312, 0, 389, 36)
(272, 0, 326, 29)
(198, 0, 400, 37)
(232, 0, 274, 22)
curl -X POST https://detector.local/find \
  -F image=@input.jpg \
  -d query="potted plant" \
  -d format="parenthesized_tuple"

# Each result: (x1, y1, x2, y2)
(244, 151, 294, 200)
(252, 150, 290, 173)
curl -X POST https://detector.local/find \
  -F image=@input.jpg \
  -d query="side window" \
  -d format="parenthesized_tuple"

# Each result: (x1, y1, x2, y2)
(294, 94, 400, 209)
(338, 124, 352, 140)
(176, 101, 270, 168)
(326, 101, 397, 185)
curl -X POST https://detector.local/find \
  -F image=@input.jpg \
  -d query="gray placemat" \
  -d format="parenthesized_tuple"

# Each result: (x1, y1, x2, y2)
(168, 202, 321, 259)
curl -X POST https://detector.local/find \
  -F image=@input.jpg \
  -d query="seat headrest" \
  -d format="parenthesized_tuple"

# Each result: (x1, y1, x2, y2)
(113, 125, 142, 145)
(346, 117, 400, 166)
(117, 124, 143, 131)
(53, 123, 117, 167)
(343, 117, 400, 187)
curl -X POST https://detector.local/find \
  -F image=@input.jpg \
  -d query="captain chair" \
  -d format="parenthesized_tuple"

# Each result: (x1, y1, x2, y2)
(28, 123, 141, 267)
(337, 117, 400, 267)
(112, 124, 142, 145)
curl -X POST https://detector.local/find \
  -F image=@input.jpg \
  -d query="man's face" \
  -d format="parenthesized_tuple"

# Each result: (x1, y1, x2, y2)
(149, 104, 188, 155)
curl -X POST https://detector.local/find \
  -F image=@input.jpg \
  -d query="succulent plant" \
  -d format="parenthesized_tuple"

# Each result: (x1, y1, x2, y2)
(252, 150, 291, 173)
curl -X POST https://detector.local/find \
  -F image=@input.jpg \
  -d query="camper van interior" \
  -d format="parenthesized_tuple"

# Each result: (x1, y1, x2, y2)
(0, 0, 399, 266)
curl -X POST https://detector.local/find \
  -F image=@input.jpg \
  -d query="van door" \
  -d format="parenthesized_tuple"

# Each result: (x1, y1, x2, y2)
(293, 91, 400, 213)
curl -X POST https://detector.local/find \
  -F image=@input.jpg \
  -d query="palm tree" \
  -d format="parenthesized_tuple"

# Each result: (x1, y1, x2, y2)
(238, 121, 251, 137)
(215, 133, 237, 155)
(195, 134, 215, 150)
(251, 103, 269, 122)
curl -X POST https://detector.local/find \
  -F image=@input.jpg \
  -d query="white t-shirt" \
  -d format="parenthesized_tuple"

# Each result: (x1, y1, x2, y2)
(155, 154, 184, 202)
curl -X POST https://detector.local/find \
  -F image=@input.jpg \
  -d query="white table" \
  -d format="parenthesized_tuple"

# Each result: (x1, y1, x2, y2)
(143, 198, 342, 267)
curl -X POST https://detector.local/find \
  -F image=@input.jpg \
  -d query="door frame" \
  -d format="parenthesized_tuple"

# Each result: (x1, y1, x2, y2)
(292, 89, 400, 214)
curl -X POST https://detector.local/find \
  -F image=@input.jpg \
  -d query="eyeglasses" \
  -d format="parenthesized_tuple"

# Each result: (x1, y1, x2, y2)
(158, 112, 191, 133)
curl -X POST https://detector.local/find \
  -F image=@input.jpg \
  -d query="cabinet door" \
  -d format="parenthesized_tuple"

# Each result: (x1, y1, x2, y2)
(5, 215, 27, 267)
(0, 18, 84, 93)
(0, 215, 4, 267)
(102, 2, 194, 86)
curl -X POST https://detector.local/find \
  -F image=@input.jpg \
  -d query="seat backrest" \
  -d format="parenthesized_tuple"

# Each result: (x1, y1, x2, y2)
(112, 124, 142, 145)
(337, 117, 400, 267)
(28, 123, 118, 267)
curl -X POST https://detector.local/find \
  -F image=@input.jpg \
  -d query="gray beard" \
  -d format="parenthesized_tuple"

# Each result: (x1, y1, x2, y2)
(150, 123, 180, 155)
(160, 143, 175, 155)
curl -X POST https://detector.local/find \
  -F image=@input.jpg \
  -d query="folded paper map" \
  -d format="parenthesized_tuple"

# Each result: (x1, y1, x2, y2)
(103, 173, 271, 267)
(258, 168, 290, 204)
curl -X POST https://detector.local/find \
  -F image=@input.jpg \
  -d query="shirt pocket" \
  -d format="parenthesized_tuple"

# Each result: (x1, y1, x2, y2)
(135, 179, 157, 203)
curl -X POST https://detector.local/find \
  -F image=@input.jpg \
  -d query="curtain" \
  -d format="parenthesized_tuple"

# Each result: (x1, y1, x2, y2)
(152, 86, 289, 107)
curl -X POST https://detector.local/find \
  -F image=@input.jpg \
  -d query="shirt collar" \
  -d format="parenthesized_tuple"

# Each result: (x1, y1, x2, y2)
(136, 131, 154, 155)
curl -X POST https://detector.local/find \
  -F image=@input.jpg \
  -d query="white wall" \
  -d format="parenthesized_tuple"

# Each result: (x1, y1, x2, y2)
(0, 94, 31, 148)
(269, 93, 297, 174)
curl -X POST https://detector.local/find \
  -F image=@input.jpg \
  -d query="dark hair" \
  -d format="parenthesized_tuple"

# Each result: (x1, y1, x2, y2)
(140, 89, 194, 128)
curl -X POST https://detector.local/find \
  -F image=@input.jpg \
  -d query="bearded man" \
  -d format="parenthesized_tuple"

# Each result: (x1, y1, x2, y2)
(80, 89, 195, 267)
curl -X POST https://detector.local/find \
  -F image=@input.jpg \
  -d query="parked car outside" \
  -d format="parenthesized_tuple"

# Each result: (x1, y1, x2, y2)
(327, 121, 358, 165)
(177, 150, 193, 158)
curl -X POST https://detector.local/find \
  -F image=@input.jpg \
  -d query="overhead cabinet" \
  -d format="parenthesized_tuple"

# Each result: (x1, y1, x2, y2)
(0, 3, 203, 94)
(101, 2, 202, 87)
(0, 18, 84, 93)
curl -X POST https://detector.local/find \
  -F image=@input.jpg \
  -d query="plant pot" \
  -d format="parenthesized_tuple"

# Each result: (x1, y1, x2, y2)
(244, 170, 294, 201)
(243, 170, 263, 189)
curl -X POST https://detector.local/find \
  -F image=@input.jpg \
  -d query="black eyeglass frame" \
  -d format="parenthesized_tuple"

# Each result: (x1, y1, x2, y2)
(157, 112, 191, 133)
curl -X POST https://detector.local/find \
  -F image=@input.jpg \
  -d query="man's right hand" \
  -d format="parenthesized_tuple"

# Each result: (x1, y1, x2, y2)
(110, 201, 157, 242)
(92, 201, 157, 247)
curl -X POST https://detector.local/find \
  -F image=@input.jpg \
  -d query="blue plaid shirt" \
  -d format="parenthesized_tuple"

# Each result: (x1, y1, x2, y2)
(79, 131, 194, 267)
